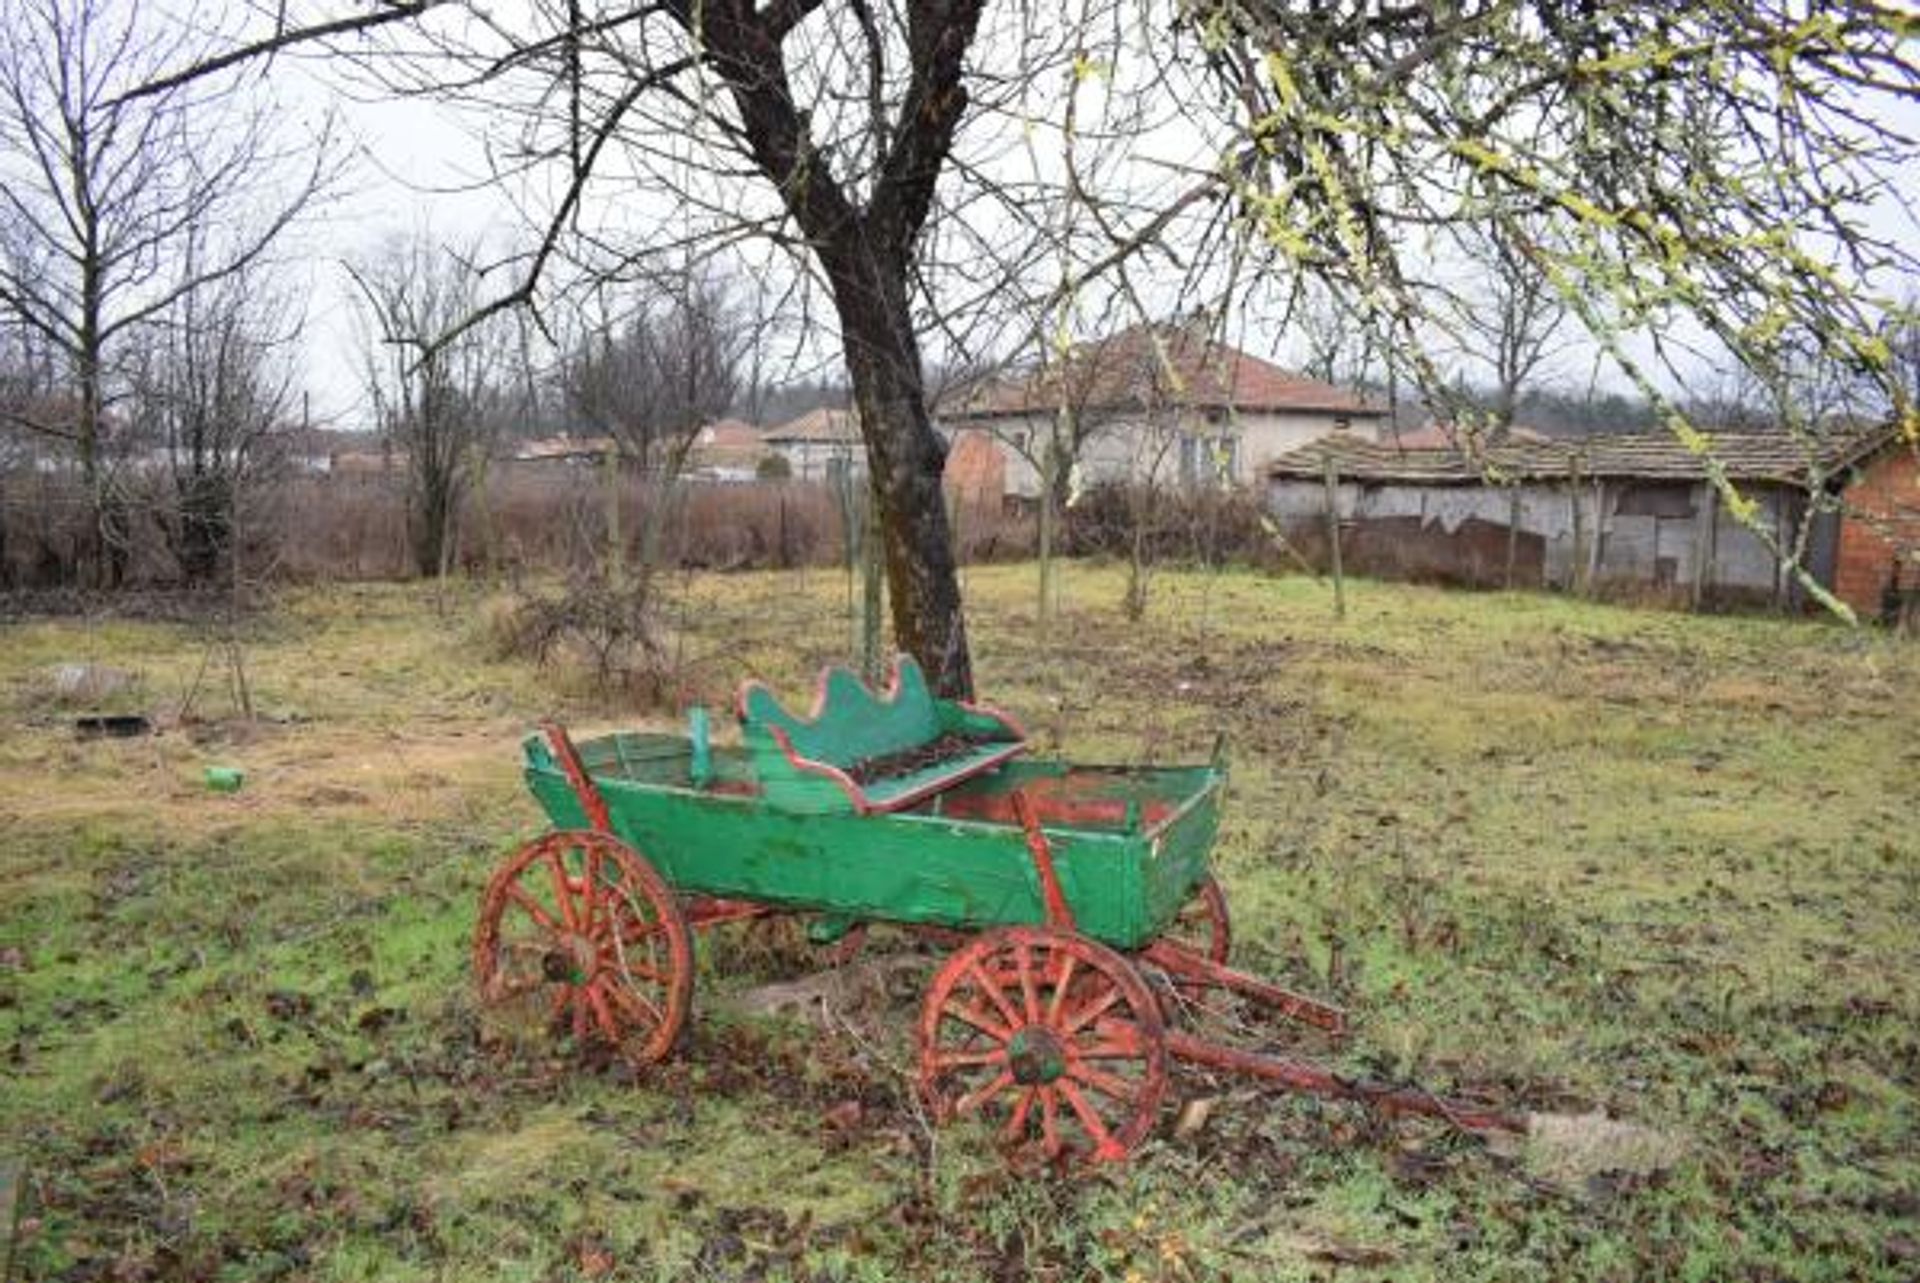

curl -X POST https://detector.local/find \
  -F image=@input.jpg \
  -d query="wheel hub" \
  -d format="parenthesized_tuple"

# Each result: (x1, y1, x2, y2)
(1006, 1026, 1068, 1085)
(542, 933, 601, 985)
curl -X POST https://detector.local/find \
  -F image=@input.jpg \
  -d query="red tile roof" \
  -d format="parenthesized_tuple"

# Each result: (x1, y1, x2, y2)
(697, 418, 762, 448)
(942, 324, 1384, 420)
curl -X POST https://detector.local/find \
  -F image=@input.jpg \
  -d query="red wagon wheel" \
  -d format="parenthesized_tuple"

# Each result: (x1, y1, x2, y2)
(473, 830, 693, 1066)
(1164, 875, 1232, 966)
(1149, 875, 1236, 1019)
(918, 926, 1167, 1166)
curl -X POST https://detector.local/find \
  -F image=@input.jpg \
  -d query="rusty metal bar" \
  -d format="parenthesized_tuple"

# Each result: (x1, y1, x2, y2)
(1141, 939, 1347, 1034)
(543, 722, 612, 833)
(1163, 1030, 1525, 1134)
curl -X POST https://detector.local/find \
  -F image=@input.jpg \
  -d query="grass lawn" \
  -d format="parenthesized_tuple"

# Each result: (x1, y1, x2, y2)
(3, 563, 1916, 1281)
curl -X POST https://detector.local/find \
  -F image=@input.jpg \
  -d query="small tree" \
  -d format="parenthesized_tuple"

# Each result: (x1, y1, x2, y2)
(350, 235, 506, 579)
(561, 270, 754, 586)
(128, 249, 298, 586)
(1445, 221, 1570, 438)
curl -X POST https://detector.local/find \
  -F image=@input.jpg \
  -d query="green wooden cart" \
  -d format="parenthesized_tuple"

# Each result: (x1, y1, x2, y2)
(474, 657, 1517, 1166)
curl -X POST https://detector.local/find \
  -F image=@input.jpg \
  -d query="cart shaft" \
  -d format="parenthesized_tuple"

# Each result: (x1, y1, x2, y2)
(1163, 1030, 1525, 1134)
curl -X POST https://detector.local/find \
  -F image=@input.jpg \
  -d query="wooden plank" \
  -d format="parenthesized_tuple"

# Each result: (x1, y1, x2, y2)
(1322, 453, 1345, 620)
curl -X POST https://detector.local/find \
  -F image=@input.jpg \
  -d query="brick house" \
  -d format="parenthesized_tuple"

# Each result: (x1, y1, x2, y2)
(1832, 433, 1919, 619)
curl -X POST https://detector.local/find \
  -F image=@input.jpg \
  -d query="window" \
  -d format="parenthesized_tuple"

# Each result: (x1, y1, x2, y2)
(1215, 434, 1240, 482)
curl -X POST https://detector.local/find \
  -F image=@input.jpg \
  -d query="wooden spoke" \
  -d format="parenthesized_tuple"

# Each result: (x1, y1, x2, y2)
(1068, 1060, 1142, 1104)
(585, 981, 621, 1042)
(545, 849, 580, 930)
(1056, 1080, 1120, 1158)
(503, 883, 559, 932)
(1047, 952, 1077, 1025)
(941, 997, 1012, 1042)
(1015, 940, 1041, 1023)
(954, 1070, 1016, 1119)
(1039, 1087, 1064, 1157)
(1002, 1087, 1037, 1143)
(1060, 985, 1122, 1036)
(582, 845, 603, 936)
(605, 976, 665, 1031)
(966, 959, 1023, 1030)
(931, 1046, 1008, 1071)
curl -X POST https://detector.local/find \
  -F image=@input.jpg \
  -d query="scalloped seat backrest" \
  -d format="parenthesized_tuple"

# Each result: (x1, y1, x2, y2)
(739, 657, 941, 768)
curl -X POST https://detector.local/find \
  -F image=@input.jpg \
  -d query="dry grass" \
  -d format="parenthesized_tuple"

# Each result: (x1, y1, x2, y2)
(3, 563, 1917, 1282)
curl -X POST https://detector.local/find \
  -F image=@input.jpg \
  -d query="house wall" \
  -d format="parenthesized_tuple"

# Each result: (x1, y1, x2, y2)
(771, 440, 863, 483)
(1268, 475, 1801, 598)
(943, 409, 1385, 499)
(1833, 446, 1920, 617)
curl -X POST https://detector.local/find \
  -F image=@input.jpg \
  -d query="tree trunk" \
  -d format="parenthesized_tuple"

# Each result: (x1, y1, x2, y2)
(829, 255, 972, 699)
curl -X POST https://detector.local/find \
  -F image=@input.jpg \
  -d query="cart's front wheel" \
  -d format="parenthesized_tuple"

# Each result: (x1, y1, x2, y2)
(474, 830, 692, 1066)
(918, 927, 1167, 1166)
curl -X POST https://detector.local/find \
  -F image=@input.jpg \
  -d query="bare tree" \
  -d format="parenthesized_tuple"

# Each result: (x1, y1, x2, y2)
(1445, 221, 1570, 438)
(1293, 282, 1381, 393)
(0, 0, 332, 585)
(562, 269, 754, 586)
(350, 235, 508, 579)
(127, 248, 300, 586)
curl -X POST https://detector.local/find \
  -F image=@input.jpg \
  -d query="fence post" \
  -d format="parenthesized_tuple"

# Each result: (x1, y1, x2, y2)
(1322, 452, 1345, 621)
(1505, 487, 1522, 590)
(1567, 455, 1585, 596)
(1689, 481, 1718, 611)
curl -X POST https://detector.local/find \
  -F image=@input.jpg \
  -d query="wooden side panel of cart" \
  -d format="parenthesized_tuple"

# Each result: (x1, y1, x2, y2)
(524, 739, 1223, 953)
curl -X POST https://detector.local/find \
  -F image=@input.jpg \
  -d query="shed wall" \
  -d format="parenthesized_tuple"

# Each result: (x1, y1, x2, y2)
(1268, 475, 1801, 598)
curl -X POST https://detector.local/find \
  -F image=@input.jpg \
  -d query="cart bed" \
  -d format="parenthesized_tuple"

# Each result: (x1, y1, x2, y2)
(522, 731, 1224, 951)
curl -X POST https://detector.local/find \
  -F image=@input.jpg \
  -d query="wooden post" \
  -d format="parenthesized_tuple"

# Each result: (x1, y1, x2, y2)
(1589, 479, 1608, 591)
(1322, 452, 1346, 620)
(1505, 487, 1522, 590)
(1567, 456, 1585, 595)
(1689, 481, 1718, 611)
(603, 444, 623, 582)
(861, 482, 883, 684)
(1772, 492, 1791, 611)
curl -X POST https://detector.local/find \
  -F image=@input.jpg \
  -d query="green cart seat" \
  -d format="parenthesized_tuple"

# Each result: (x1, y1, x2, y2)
(736, 656, 1026, 814)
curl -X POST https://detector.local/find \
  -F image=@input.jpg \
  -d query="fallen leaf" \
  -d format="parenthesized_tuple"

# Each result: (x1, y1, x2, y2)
(1174, 1096, 1216, 1140)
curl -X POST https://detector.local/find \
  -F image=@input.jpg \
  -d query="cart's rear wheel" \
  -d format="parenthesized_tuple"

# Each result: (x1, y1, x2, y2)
(1153, 873, 1234, 1017)
(474, 830, 693, 1066)
(918, 927, 1167, 1166)
(1164, 874, 1231, 966)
